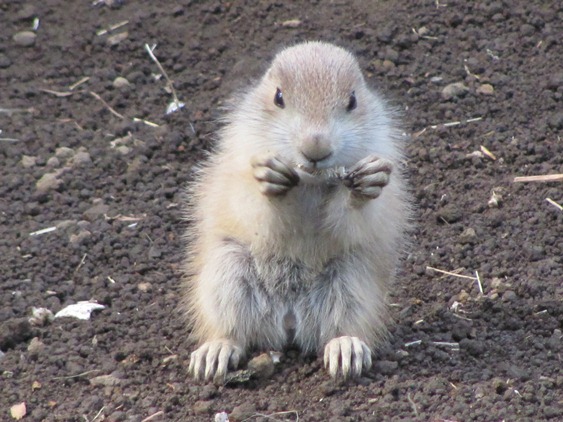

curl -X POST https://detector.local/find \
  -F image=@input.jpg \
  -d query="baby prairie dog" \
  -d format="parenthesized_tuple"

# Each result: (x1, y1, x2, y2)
(184, 41, 410, 382)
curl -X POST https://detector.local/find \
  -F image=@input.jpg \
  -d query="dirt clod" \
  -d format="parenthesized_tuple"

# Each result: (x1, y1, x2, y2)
(230, 402, 257, 421)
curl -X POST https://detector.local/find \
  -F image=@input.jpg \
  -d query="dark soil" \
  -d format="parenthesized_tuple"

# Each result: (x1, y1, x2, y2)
(1, 0, 562, 421)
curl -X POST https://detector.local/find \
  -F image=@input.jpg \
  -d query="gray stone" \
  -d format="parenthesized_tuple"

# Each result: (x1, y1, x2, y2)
(36, 172, 62, 192)
(13, 31, 36, 47)
(55, 147, 75, 159)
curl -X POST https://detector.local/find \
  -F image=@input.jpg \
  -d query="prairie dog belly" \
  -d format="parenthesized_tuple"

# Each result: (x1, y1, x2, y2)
(194, 238, 388, 355)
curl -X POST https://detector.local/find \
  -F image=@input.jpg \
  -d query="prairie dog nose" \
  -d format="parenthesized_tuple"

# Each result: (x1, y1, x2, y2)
(300, 133, 333, 163)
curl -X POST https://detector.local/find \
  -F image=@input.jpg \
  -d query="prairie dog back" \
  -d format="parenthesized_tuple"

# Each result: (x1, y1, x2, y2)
(184, 41, 410, 382)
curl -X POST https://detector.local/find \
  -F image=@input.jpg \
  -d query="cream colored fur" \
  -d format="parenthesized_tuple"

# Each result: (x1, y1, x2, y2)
(183, 41, 410, 381)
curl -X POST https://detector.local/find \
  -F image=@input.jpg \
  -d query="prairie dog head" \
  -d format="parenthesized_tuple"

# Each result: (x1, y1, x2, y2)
(224, 42, 398, 171)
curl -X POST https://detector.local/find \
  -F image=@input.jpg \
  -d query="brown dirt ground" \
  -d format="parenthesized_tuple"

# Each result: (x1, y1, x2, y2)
(1, 0, 562, 421)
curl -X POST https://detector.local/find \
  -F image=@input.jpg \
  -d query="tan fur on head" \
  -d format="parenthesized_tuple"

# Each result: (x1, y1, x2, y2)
(183, 41, 411, 382)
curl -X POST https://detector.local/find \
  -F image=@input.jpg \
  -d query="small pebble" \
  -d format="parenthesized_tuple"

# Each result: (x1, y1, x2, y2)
(230, 403, 256, 421)
(477, 83, 495, 95)
(247, 353, 275, 379)
(69, 151, 92, 166)
(459, 227, 477, 244)
(199, 384, 218, 401)
(46, 156, 60, 167)
(27, 337, 45, 356)
(36, 172, 62, 192)
(382, 59, 395, 71)
(137, 282, 153, 293)
(441, 82, 469, 100)
(488, 191, 503, 208)
(69, 230, 92, 245)
(28, 307, 54, 327)
(13, 30, 36, 47)
(21, 155, 37, 168)
(55, 147, 75, 159)
(112, 76, 130, 88)
(90, 373, 122, 387)
(116, 145, 131, 155)
(193, 400, 213, 415)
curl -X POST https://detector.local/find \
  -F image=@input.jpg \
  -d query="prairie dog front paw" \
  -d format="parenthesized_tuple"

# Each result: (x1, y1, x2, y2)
(189, 339, 244, 383)
(342, 155, 393, 202)
(251, 156, 300, 196)
(323, 336, 372, 379)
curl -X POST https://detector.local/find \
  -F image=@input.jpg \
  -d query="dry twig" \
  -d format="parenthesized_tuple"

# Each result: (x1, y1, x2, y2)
(140, 411, 164, 422)
(144, 43, 184, 113)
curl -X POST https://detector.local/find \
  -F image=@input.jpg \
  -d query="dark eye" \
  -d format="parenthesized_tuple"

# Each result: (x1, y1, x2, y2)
(274, 88, 285, 109)
(346, 91, 357, 112)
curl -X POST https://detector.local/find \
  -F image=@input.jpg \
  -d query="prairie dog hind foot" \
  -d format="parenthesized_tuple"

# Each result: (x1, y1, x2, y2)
(324, 336, 373, 379)
(188, 339, 244, 382)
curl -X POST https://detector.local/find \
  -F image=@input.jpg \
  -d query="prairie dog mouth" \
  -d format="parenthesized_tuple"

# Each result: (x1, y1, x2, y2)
(294, 164, 346, 185)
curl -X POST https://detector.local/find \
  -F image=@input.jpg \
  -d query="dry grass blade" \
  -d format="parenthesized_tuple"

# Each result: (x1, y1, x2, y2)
(140, 411, 164, 422)
(89, 91, 125, 119)
(69, 76, 90, 90)
(144, 43, 181, 105)
(426, 266, 477, 280)
(480, 145, 496, 160)
(546, 198, 562, 211)
(40, 88, 75, 97)
(0, 107, 35, 115)
(513, 174, 563, 183)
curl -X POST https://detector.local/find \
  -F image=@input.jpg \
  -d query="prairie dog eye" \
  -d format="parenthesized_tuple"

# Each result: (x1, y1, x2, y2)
(346, 91, 357, 112)
(274, 87, 285, 109)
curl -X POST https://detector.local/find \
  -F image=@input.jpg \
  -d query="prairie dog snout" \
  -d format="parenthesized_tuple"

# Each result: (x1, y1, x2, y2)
(299, 131, 333, 164)
(183, 41, 410, 383)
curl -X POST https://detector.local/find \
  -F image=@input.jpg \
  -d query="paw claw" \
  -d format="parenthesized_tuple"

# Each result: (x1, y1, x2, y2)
(344, 156, 393, 201)
(252, 156, 299, 196)
(323, 336, 372, 379)
(189, 339, 244, 383)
